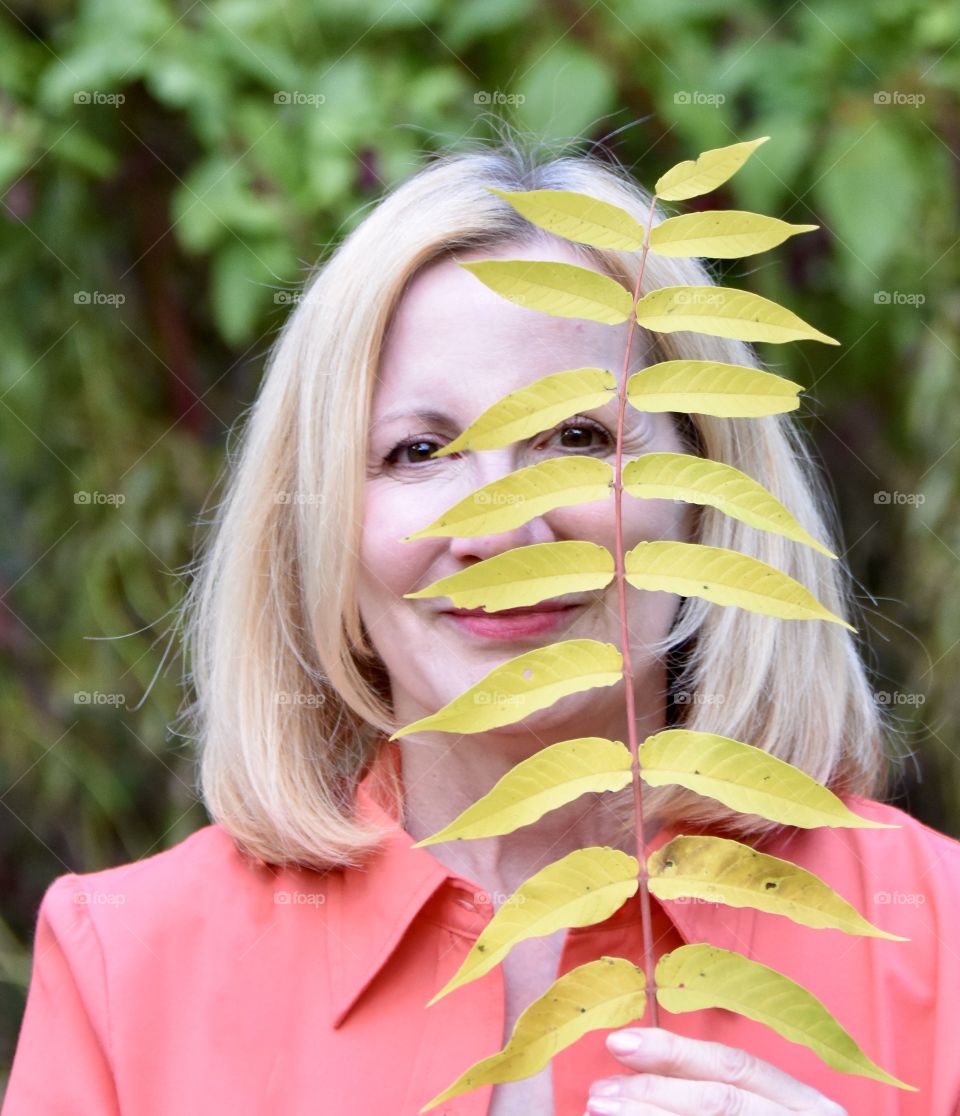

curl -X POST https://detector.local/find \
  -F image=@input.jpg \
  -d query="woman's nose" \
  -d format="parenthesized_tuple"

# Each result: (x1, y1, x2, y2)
(447, 515, 553, 563)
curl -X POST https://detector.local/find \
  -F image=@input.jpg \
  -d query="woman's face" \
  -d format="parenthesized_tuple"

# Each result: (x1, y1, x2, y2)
(358, 238, 697, 740)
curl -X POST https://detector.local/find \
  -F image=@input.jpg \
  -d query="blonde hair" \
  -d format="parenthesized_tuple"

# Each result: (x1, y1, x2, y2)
(177, 134, 899, 871)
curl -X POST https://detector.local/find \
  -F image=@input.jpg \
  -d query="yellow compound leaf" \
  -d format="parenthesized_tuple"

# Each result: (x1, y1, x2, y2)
(431, 367, 617, 457)
(627, 360, 802, 417)
(401, 456, 612, 541)
(650, 210, 818, 258)
(655, 136, 770, 201)
(418, 956, 647, 1112)
(427, 847, 639, 1006)
(411, 736, 633, 847)
(484, 186, 647, 251)
(648, 835, 907, 940)
(388, 639, 622, 739)
(403, 540, 614, 611)
(459, 259, 633, 323)
(656, 944, 916, 1090)
(624, 540, 854, 628)
(622, 453, 836, 557)
(635, 285, 839, 345)
(639, 729, 899, 829)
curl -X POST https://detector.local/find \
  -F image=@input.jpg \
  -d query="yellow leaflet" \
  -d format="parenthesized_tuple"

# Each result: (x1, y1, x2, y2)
(401, 456, 612, 541)
(427, 847, 639, 1006)
(411, 737, 633, 846)
(403, 540, 614, 611)
(648, 835, 906, 940)
(431, 367, 617, 457)
(635, 285, 839, 345)
(418, 957, 647, 1112)
(459, 259, 633, 324)
(639, 729, 897, 829)
(650, 210, 818, 258)
(484, 186, 646, 251)
(624, 540, 854, 628)
(655, 136, 770, 201)
(622, 453, 836, 558)
(656, 944, 916, 1090)
(388, 639, 622, 738)
(627, 359, 802, 417)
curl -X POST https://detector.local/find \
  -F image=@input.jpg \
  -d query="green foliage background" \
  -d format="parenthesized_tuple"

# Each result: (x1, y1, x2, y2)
(2, 0, 958, 1086)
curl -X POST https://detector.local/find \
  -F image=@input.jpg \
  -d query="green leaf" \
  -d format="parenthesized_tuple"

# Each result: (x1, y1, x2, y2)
(388, 639, 623, 738)
(639, 729, 897, 829)
(459, 259, 633, 323)
(648, 835, 907, 939)
(401, 457, 612, 540)
(403, 540, 615, 611)
(655, 137, 770, 201)
(622, 453, 836, 556)
(635, 286, 839, 345)
(418, 957, 647, 1111)
(411, 736, 632, 845)
(431, 367, 617, 457)
(627, 360, 803, 417)
(624, 541, 854, 628)
(427, 847, 639, 1004)
(649, 210, 818, 258)
(485, 186, 646, 250)
(656, 945, 916, 1090)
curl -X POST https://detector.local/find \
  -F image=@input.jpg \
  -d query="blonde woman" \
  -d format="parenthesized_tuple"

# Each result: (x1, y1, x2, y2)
(6, 139, 960, 1116)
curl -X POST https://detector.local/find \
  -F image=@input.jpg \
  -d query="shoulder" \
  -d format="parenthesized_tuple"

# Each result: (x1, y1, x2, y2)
(36, 824, 298, 968)
(775, 795, 960, 944)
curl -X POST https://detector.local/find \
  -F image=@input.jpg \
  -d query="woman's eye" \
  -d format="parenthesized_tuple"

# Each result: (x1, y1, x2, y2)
(382, 418, 613, 469)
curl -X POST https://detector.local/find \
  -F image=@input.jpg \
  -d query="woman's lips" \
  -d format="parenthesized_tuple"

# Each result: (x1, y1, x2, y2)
(442, 604, 580, 639)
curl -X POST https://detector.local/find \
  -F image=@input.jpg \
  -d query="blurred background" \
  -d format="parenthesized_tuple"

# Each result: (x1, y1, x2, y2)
(2, 0, 958, 1087)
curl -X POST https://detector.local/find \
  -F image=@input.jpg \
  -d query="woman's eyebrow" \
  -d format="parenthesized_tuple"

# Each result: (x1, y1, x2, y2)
(371, 408, 457, 430)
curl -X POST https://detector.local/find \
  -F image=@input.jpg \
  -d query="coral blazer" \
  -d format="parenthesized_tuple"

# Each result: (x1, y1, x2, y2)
(4, 740, 960, 1116)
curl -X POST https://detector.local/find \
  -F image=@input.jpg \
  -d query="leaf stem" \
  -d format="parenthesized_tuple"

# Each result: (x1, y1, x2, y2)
(613, 191, 660, 1025)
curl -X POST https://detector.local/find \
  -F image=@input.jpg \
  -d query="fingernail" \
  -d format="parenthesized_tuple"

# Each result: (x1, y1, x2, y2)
(607, 1031, 642, 1055)
(590, 1080, 619, 1096)
(587, 1100, 621, 1115)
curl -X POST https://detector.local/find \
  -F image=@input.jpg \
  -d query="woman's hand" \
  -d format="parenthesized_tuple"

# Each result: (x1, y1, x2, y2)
(584, 1027, 848, 1115)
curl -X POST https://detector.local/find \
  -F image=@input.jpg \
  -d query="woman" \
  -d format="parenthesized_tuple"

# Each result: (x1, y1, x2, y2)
(6, 138, 960, 1116)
